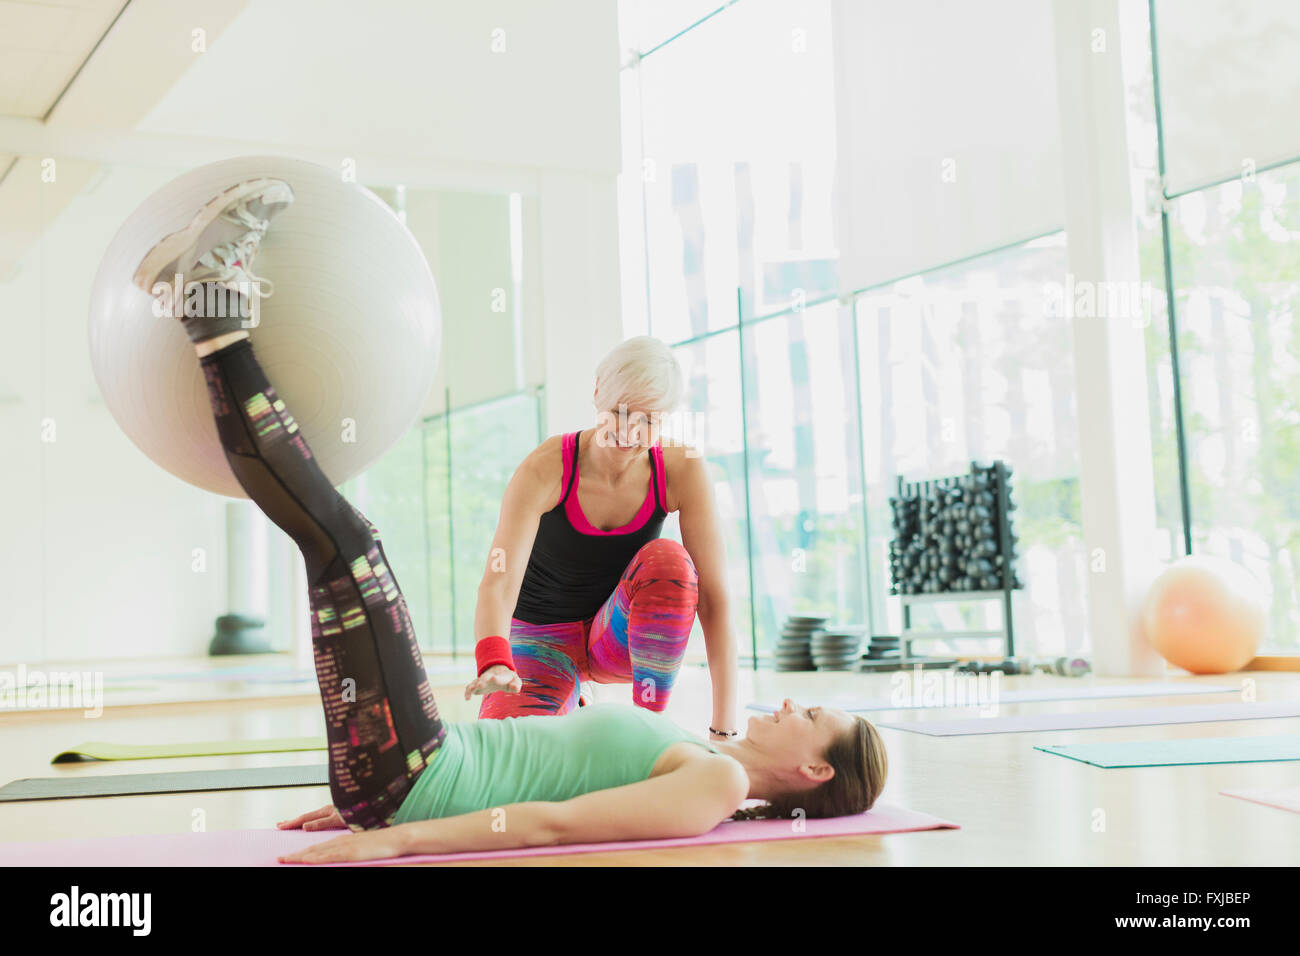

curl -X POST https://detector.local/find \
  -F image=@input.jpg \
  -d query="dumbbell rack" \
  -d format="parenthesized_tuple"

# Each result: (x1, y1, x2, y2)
(891, 461, 1021, 661)
(900, 588, 1016, 660)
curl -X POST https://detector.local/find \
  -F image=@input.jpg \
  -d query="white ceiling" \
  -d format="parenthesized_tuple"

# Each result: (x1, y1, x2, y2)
(0, 0, 127, 118)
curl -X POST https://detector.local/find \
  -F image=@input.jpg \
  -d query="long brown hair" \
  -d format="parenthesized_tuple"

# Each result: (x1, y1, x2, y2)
(730, 716, 888, 821)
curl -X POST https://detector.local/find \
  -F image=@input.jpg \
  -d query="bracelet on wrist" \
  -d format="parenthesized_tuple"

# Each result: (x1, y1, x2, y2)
(709, 726, 738, 737)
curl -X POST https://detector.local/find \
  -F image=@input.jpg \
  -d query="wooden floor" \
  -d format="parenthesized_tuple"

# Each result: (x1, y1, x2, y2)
(1, 660, 1298, 865)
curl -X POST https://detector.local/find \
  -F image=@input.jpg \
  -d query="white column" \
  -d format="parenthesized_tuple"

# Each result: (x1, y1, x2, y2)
(225, 500, 268, 618)
(537, 169, 624, 436)
(1052, 0, 1164, 676)
(292, 554, 313, 666)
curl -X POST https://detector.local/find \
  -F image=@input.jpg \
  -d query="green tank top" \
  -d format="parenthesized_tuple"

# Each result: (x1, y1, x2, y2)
(392, 704, 721, 823)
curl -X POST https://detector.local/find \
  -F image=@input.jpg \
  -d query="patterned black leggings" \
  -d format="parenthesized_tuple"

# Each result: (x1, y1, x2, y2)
(199, 337, 445, 830)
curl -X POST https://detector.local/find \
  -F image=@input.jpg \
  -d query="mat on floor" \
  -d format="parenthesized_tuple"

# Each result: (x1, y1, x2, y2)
(97, 663, 471, 684)
(0, 765, 328, 801)
(1220, 787, 1300, 815)
(52, 737, 327, 763)
(18, 664, 473, 687)
(747, 682, 1236, 714)
(1035, 734, 1300, 768)
(101, 667, 314, 685)
(0, 803, 957, 866)
(880, 700, 1300, 736)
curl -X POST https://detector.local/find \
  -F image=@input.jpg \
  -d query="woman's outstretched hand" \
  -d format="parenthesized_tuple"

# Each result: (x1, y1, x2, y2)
(278, 828, 409, 865)
(464, 664, 522, 700)
(277, 804, 347, 831)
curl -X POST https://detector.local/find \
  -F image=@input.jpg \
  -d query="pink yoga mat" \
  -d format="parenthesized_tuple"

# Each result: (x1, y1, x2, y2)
(0, 803, 955, 866)
(1221, 787, 1300, 815)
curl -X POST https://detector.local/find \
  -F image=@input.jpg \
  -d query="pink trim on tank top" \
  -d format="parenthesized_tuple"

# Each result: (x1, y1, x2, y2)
(561, 431, 664, 537)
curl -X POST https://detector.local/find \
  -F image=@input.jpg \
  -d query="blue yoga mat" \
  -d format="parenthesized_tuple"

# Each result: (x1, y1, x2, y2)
(1035, 735, 1300, 768)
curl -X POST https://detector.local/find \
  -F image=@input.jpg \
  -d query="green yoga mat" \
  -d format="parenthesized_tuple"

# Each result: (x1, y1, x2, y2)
(1035, 735, 1300, 768)
(52, 736, 326, 763)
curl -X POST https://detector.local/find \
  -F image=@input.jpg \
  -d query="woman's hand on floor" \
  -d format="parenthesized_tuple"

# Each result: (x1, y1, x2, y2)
(464, 664, 522, 700)
(277, 804, 347, 831)
(278, 827, 410, 864)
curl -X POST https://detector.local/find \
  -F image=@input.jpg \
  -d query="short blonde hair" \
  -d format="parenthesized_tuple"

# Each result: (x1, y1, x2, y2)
(593, 336, 684, 414)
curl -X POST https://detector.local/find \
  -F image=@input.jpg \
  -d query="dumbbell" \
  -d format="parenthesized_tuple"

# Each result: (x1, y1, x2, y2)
(1033, 656, 1091, 677)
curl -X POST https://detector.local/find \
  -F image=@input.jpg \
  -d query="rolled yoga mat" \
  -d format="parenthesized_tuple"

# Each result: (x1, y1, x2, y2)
(747, 682, 1236, 714)
(52, 737, 327, 763)
(1220, 787, 1300, 815)
(0, 765, 328, 802)
(1035, 735, 1300, 768)
(0, 804, 958, 866)
(880, 700, 1300, 736)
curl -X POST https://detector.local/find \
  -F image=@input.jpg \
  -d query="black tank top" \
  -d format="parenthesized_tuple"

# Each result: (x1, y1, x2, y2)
(512, 430, 668, 625)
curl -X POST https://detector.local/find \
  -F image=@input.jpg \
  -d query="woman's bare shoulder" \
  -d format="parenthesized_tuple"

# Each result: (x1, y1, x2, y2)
(652, 739, 743, 779)
(658, 442, 706, 513)
(524, 434, 565, 469)
(512, 434, 567, 508)
(659, 440, 706, 469)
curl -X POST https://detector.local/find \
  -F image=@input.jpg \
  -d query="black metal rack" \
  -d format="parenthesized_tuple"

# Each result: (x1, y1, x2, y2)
(889, 460, 1022, 660)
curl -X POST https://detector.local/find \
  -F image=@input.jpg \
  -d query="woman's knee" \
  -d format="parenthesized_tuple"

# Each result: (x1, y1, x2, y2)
(481, 635, 582, 718)
(622, 540, 699, 617)
(479, 686, 573, 718)
(631, 538, 698, 582)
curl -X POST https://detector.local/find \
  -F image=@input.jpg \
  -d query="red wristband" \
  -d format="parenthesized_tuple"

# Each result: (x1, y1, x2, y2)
(475, 635, 515, 677)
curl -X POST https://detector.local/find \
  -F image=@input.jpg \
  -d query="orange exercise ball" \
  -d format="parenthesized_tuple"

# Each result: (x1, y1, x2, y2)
(1141, 556, 1266, 674)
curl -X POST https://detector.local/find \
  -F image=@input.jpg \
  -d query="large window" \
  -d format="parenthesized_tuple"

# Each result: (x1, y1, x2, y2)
(1121, 0, 1190, 572)
(744, 302, 869, 651)
(634, 0, 838, 344)
(621, 0, 1299, 662)
(632, 0, 851, 661)
(1164, 165, 1300, 651)
(663, 332, 749, 658)
(340, 184, 542, 656)
(345, 388, 544, 655)
(667, 307, 871, 660)
(1138, 0, 1300, 653)
(623, 2, 1086, 662)
(857, 236, 1087, 656)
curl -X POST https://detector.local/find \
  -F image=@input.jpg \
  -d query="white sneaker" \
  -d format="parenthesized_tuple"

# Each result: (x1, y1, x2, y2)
(133, 178, 294, 331)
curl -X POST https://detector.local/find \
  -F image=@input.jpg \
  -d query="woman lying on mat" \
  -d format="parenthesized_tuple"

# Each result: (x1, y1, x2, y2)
(132, 179, 885, 863)
(462, 336, 742, 743)
(278, 697, 887, 863)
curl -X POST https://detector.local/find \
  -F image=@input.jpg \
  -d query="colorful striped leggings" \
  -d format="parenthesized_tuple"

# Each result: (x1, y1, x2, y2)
(479, 538, 700, 718)
(200, 338, 444, 831)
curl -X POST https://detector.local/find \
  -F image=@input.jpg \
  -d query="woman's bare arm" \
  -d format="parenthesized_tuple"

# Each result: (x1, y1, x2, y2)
(279, 754, 749, 863)
(464, 440, 562, 697)
(672, 449, 740, 737)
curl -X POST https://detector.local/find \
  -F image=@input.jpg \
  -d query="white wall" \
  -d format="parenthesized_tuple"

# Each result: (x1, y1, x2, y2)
(0, 0, 624, 664)
(136, 0, 621, 176)
(405, 188, 547, 417)
(538, 170, 624, 435)
(0, 162, 229, 664)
